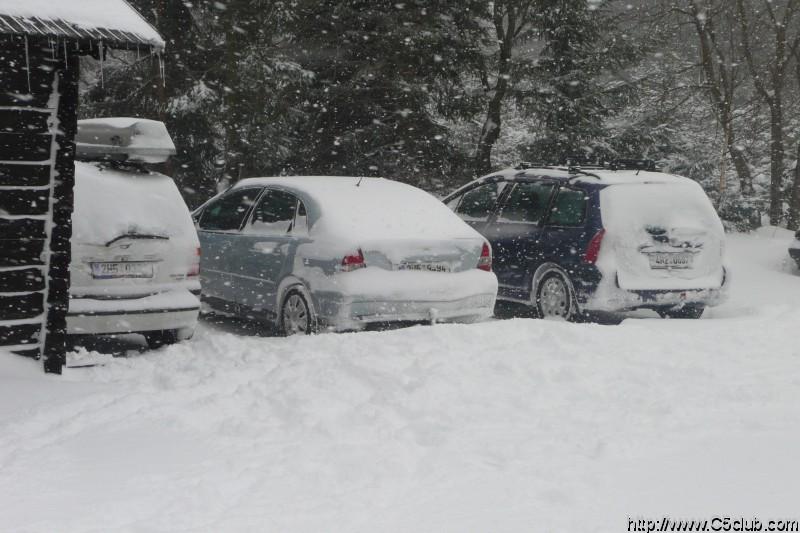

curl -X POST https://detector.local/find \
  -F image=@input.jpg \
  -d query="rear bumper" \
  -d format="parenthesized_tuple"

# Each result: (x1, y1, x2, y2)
(356, 293, 495, 326)
(317, 293, 496, 331)
(581, 270, 729, 312)
(67, 289, 200, 335)
(311, 268, 498, 330)
(586, 287, 726, 312)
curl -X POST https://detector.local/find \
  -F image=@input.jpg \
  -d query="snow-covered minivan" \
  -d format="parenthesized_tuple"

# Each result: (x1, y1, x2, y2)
(444, 161, 729, 319)
(67, 118, 201, 348)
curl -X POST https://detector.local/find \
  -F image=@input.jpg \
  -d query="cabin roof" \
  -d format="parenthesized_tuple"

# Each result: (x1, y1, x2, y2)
(0, 0, 163, 50)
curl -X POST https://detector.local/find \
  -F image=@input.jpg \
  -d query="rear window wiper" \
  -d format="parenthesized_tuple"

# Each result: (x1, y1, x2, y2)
(567, 168, 601, 183)
(105, 233, 170, 247)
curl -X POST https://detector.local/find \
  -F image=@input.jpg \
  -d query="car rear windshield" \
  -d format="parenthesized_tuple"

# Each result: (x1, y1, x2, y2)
(600, 182, 722, 236)
(299, 178, 480, 242)
(73, 162, 196, 246)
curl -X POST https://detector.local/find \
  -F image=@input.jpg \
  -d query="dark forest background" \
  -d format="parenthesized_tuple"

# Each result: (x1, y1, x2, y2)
(81, 0, 800, 230)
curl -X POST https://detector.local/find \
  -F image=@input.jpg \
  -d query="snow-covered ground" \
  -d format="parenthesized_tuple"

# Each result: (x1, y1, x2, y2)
(1, 228, 799, 532)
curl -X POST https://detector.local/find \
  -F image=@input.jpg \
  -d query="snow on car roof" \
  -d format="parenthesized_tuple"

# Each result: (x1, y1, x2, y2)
(446, 166, 694, 200)
(234, 176, 482, 243)
(76, 118, 176, 164)
(575, 169, 691, 186)
(0, 0, 164, 49)
(503, 167, 690, 185)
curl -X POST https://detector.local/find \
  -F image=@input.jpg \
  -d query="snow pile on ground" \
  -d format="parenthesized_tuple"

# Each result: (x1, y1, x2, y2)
(1, 229, 799, 532)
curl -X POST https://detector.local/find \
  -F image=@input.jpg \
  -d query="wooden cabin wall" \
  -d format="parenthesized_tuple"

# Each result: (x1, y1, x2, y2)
(0, 36, 78, 374)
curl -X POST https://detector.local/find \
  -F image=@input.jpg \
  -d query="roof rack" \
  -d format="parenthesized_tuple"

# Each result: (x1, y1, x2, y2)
(514, 161, 554, 170)
(76, 118, 176, 164)
(608, 159, 659, 172)
(513, 157, 660, 174)
(560, 154, 604, 168)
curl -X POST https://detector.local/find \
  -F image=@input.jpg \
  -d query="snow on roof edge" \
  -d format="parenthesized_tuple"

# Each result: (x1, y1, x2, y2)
(0, 0, 164, 50)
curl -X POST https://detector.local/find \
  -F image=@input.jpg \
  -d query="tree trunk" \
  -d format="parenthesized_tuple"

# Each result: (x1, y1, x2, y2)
(724, 123, 753, 195)
(474, 79, 508, 175)
(768, 100, 785, 224)
(474, 2, 515, 176)
(689, 2, 753, 196)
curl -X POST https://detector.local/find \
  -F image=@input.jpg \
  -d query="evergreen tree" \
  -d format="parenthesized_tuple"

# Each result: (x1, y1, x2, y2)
(285, 0, 485, 189)
(81, 0, 310, 206)
(521, 0, 637, 162)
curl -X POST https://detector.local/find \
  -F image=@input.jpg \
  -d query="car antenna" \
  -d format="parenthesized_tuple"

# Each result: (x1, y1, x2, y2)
(356, 176, 364, 187)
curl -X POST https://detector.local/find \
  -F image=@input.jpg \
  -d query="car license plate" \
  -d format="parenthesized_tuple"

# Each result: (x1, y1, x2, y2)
(648, 252, 694, 269)
(90, 261, 154, 279)
(398, 261, 452, 273)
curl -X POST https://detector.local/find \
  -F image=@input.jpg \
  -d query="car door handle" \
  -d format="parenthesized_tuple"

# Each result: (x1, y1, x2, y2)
(252, 242, 280, 254)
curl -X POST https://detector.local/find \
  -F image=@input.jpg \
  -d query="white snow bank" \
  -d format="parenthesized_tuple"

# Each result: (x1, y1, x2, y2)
(0, 231, 798, 532)
(708, 226, 799, 317)
(72, 161, 196, 246)
(0, 0, 164, 48)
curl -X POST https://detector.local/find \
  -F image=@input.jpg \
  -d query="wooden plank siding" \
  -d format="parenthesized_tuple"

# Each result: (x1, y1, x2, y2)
(0, 2, 162, 373)
(0, 163, 52, 186)
(0, 322, 41, 347)
(0, 268, 45, 292)
(44, 49, 78, 373)
(0, 35, 76, 373)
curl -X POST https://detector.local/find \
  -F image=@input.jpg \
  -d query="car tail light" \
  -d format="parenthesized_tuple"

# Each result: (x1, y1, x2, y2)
(477, 242, 492, 271)
(341, 249, 366, 272)
(583, 229, 605, 264)
(188, 246, 201, 277)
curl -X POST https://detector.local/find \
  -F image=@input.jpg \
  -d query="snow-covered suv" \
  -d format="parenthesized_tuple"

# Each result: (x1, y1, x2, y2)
(445, 161, 729, 319)
(67, 119, 201, 348)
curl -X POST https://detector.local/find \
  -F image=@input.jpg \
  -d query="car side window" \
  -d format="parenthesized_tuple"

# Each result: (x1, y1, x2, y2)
(445, 194, 462, 210)
(198, 188, 262, 231)
(293, 201, 309, 234)
(454, 182, 505, 222)
(498, 182, 555, 224)
(250, 189, 299, 235)
(547, 188, 587, 227)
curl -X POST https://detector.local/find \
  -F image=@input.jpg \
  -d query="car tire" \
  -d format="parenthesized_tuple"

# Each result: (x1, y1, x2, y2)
(144, 329, 181, 349)
(535, 271, 576, 321)
(280, 289, 315, 336)
(657, 305, 705, 319)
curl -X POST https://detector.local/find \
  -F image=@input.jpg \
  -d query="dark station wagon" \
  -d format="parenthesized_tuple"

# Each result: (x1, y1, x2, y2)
(444, 162, 729, 320)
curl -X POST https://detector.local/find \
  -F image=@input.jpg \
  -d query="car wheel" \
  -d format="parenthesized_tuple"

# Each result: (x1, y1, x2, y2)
(535, 272, 576, 320)
(144, 329, 180, 349)
(657, 305, 705, 319)
(280, 290, 314, 336)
